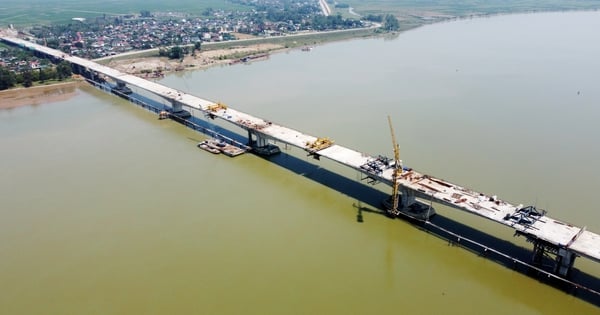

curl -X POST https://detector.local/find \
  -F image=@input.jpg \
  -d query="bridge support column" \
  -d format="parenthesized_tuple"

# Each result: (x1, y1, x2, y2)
(74, 66, 96, 82)
(399, 186, 416, 209)
(555, 248, 576, 277)
(165, 99, 192, 121)
(528, 238, 576, 278)
(170, 99, 183, 112)
(247, 131, 280, 156)
(72, 64, 84, 75)
(248, 131, 269, 147)
(110, 80, 133, 97)
(87, 69, 95, 82)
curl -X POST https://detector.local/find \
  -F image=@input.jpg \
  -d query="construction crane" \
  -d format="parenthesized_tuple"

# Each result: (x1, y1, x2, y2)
(388, 115, 402, 215)
(207, 102, 228, 112)
(305, 137, 334, 153)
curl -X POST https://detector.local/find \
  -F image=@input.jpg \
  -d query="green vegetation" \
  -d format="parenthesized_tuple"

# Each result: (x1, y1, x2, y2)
(334, 0, 600, 16)
(55, 60, 73, 80)
(167, 46, 185, 60)
(3, 0, 598, 30)
(0, 67, 16, 90)
(0, 0, 252, 27)
(331, 0, 600, 26)
(383, 14, 400, 31)
(2, 0, 600, 28)
(311, 14, 361, 30)
(0, 63, 73, 90)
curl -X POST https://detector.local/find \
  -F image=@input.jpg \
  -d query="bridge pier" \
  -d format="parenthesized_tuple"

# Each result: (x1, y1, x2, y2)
(72, 63, 84, 76)
(85, 68, 97, 82)
(247, 131, 280, 156)
(399, 186, 416, 209)
(528, 237, 577, 278)
(555, 248, 576, 277)
(71, 64, 97, 83)
(110, 80, 133, 97)
(72, 64, 92, 81)
(248, 131, 268, 147)
(32, 49, 59, 63)
(170, 99, 183, 112)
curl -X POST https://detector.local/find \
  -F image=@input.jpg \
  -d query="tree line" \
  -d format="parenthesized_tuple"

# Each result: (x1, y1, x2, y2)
(0, 60, 73, 90)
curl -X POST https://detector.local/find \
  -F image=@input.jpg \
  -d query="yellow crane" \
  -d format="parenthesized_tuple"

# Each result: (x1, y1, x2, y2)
(388, 115, 402, 215)
(305, 137, 334, 152)
(207, 102, 228, 112)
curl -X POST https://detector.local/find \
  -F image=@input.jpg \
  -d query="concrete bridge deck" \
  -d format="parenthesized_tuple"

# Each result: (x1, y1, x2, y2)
(3, 34, 599, 272)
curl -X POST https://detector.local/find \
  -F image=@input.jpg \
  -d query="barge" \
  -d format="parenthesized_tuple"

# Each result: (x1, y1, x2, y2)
(198, 139, 246, 157)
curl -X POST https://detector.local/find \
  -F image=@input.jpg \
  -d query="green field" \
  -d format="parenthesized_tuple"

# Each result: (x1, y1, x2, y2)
(332, 0, 600, 19)
(2, 0, 600, 28)
(4, 0, 600, 28)
(0, 0, 251, 27)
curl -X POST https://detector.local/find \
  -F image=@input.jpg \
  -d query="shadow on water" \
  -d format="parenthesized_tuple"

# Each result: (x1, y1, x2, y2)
(259, 149, 600, 307)
(423, 216, 600, 307)
(264, 150, 391, 207)
(109, 85, 600, 307)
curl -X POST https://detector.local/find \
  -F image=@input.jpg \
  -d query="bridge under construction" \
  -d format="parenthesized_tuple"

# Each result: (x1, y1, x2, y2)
(2, 34, 599, 284)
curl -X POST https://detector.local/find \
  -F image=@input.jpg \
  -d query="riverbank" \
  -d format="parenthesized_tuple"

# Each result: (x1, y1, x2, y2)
(104, 43, 287, 77)
(0, 26, 384, 107)
(3, 11, 600, 314)
(0, 80, 83, 109)
(5, 8, 595, 105)
(98, 26, 384, 77)
(98, 8, 600, 78)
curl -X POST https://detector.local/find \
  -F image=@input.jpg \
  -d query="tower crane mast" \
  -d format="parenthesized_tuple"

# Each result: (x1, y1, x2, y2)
(388, 115, 402, 216)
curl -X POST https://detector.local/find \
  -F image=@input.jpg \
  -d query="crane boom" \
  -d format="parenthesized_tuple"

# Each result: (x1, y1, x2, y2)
(387, 115, 401, 215)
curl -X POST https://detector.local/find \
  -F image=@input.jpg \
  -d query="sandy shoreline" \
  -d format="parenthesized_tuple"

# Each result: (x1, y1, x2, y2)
(105, 43, 286, 77)
(0, 81, 84, 109)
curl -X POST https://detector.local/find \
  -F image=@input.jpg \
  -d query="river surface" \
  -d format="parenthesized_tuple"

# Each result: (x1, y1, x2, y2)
(1, 11, 600, 314)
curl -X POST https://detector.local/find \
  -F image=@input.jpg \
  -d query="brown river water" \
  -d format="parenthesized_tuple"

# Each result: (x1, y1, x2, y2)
(1, 11, 600, 314)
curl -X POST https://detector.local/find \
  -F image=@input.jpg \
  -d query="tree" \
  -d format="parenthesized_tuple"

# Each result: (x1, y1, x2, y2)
(56, 61, 72, 80)
(39, 68, 56, 83)
(0, 66, 16, 90)
(46, 68, 57, 81)
(31, 69, 39, 82)
(169, 46, 183, 59)
(15, 73, 23, 84)
(384, 14, 400, 31)
(364, 14, 383, 22)
(46, 38, 59, 49)
(22, 69, 33, 87)
(39, 67, 48, 83)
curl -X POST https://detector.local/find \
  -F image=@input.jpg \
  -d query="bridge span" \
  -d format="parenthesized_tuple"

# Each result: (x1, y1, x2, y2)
(3, 34, 599, 279)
